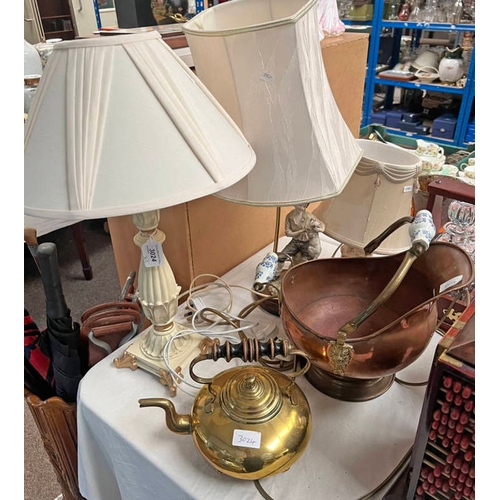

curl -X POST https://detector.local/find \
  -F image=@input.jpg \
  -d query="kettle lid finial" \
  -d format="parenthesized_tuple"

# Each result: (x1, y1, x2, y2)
(220, 368, 283, 424)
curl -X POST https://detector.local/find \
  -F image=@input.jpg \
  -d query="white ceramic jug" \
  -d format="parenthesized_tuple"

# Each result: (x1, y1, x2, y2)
(438, 47, 465, 83)
(24, 40, 43, 76)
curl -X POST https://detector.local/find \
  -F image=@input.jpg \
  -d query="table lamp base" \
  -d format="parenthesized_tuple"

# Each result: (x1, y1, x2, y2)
(114, 324, 205, 396)
(252, 283, 281, 316)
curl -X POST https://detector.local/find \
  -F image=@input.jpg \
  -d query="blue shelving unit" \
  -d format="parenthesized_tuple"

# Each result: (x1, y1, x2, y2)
(93, 0, 102, 29)
(356, 0, 475, 148)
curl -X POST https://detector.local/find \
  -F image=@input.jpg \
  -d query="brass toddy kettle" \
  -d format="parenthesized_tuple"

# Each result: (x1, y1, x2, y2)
(139, 337, 312, 480)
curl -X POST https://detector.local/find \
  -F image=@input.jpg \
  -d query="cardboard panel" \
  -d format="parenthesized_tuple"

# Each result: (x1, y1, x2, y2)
(321, 32, 369, 137)
(107, 202, 292, 293)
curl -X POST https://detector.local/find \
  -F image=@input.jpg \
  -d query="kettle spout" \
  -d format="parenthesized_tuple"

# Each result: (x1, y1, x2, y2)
(139, 398, 192, 435)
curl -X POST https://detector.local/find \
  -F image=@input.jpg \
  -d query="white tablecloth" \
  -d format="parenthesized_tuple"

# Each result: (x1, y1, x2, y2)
(77, 235, 440, 500)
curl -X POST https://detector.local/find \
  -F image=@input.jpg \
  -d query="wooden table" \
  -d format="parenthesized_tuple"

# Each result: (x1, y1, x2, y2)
(77, 236, 441, 500)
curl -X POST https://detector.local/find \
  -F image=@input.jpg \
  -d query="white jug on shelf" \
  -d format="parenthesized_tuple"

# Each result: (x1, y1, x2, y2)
(438, 47, 465, 83)
(24, 40, 43, 76)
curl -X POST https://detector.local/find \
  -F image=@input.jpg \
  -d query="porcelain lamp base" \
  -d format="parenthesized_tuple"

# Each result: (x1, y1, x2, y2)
(114, 325, 204, 396)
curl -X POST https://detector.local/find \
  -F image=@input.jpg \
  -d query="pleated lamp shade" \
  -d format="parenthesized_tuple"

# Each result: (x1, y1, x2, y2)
(314, 140, 422, 255)
(183, 0, 362, 206)
(24, 31, 256, 220)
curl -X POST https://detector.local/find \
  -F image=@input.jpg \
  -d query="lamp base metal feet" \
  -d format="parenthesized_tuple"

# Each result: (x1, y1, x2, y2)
(114, 326, 204, 396)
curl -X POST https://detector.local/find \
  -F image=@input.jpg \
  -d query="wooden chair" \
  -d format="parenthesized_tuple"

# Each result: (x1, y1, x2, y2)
(24, 296, 140, 500)
(24, 218, 93, 281)
(24, 388, 85, 500)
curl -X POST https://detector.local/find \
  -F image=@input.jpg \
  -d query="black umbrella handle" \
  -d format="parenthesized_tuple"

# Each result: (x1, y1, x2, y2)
(37, 242, 69, 319)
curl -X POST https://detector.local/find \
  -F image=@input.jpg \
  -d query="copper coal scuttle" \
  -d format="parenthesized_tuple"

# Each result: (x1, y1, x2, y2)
(280, 210, 475, 402)
(139, 338, 312, 480)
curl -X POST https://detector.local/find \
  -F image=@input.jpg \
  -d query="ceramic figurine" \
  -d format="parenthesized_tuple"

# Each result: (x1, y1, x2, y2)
(278, 203, 326, 267)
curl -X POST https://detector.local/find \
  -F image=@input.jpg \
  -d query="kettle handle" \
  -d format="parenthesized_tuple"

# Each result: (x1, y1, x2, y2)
(189, 337, 310, 385)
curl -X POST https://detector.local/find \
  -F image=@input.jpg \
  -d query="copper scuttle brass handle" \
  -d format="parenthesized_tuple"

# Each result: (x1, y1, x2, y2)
(328, 210, 436, 376)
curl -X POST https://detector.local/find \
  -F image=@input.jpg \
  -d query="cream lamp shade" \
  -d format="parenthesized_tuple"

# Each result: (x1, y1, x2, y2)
(24, 31, 256, 219)
(314, 139, 422, 255)
(24, 31, 256, 389)
(183, 0, 362, 206)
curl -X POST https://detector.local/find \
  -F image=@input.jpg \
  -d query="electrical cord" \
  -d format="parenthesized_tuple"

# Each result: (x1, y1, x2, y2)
(254, 479, 275, 500)
(395, 377, 428, 387)
(160, 273, 281, 396)
(331, 243, 343, 258)
(178, 273, 276, 332)
(355, 446, 413, 500)
(162, 330, 243, 396)
(180, 273, 276, 322)
(239, 293, 279, 319)
(161, 308, 261, 397)
(253, 445, 414, 500)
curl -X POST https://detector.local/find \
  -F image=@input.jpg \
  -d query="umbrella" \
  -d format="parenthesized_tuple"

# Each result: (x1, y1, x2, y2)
(37, 242, 83, 403)
(24, 308, 56, 401)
